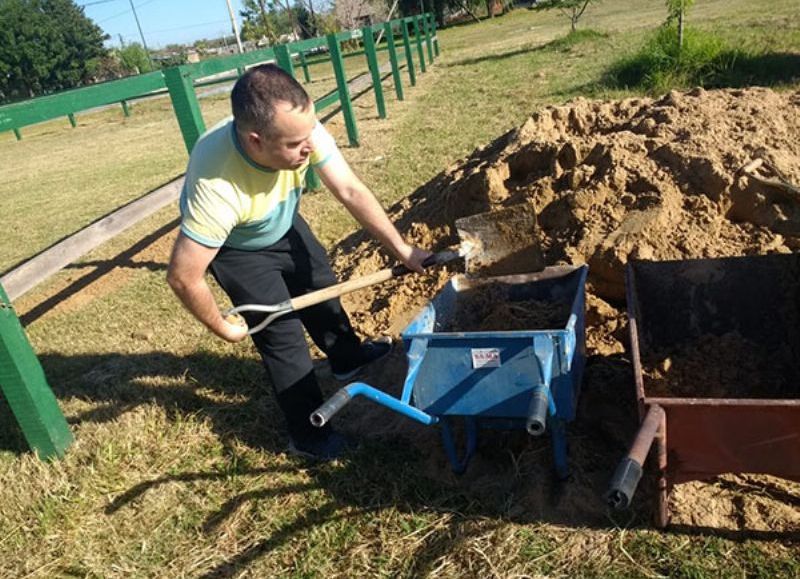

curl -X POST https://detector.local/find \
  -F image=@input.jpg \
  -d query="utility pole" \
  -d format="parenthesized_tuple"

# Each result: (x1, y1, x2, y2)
(225, 0, 245, 53)
(128, 0, 154, 69)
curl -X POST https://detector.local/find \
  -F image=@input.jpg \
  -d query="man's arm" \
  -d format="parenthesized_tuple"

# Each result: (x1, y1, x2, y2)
(315, 152, 430, 272)
(166, 233, 247, 342)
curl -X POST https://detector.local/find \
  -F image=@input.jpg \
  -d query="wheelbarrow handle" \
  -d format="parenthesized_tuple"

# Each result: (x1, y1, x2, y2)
(310, 389, 352, 427)
(606, 404, 665, 510)
(311, 383, 439, 428)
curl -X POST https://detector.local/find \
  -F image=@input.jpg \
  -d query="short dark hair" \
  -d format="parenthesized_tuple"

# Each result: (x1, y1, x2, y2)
(231, 64, 311, 135)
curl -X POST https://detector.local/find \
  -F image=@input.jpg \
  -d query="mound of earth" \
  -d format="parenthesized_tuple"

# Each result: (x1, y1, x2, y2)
(323, 87, 800, 533)
(332, 86, 800, 356)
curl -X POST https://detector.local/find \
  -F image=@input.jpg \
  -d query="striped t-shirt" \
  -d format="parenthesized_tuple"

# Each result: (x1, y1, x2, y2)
(179, 117, 335, 250)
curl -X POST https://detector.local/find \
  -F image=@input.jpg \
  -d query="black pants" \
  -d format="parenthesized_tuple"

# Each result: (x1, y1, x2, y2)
(210, 215, 361, 443)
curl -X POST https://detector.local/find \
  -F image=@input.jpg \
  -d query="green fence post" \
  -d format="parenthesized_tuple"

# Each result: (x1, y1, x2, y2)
(327, 33, 359, 147)
(164, 65, 206, 154)
(430, 14, 440, 57)
(362, 25, 387, 119)
(384, 22, 404, 101)
(13, 128, 22, 141)
(401, 21, 417, 86)
(299, 51, 311, 83)
(413, 16, 426, 73)
(121, 100, 131, 117)
(67, 113, 77, 128)
(275, 44, 295, 77)
(424, 13, 434, 63)
(0, 284, 73, 459)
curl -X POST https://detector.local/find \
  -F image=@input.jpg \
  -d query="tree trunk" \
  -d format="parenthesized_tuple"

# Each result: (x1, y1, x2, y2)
(571, 7, 577, 31)
(677, 2, 685, 52)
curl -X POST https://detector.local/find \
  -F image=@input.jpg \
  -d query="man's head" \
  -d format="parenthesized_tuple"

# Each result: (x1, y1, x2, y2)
(231, 64, 316, 170)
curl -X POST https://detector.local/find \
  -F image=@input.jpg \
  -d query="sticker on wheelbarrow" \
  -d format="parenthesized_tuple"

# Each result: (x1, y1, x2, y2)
(471, 348, 501, 368)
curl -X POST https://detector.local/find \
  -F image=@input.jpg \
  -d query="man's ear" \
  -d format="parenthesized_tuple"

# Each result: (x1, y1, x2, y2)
(245, 131, 262, 149)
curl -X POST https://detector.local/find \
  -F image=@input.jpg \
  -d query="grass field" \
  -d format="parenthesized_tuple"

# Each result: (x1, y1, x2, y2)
(1, 1, 799, 576)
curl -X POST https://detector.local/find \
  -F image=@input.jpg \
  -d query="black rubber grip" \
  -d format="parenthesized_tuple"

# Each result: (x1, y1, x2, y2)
(310, 389, 352, 427)
(390, 251, 461, 276)
(526, 390, 549, 436)
(605, 457, 644, 510)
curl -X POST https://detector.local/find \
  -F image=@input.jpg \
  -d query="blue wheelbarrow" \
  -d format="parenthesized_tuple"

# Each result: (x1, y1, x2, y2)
(312, 265, 588, 478)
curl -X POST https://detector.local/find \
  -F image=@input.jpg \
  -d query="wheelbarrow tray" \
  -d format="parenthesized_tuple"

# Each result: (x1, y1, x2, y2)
(401, 265, 588, 423)
(621, 254, 800, 527)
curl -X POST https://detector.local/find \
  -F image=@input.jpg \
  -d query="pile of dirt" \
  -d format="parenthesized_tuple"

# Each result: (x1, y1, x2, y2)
(332, 86, 800, 356)
(323, 87, 800, 533)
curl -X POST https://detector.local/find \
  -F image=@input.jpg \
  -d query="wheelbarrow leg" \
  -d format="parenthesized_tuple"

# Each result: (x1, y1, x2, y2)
(440, 416, 478, 474)
(550, 418, 569, 480)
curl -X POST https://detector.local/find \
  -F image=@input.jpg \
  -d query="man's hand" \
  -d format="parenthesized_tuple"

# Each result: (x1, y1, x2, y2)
(396, 243, 433, 274)
(218, 314, 249, 343)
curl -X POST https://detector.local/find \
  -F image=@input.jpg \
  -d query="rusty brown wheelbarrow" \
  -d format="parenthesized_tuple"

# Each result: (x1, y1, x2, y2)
(606, 254, 800, 528)
(225, 205, 544, 335)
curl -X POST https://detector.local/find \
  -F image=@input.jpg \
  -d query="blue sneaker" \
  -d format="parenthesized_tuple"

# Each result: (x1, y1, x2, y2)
(287, 431, 355, 461)
(332, 337, 393, 381)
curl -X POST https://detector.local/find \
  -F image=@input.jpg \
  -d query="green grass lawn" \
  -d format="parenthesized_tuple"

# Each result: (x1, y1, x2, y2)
(1, 1, 799, 576)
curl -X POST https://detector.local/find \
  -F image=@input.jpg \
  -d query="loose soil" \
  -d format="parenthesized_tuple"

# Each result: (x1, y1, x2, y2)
(643, 331, 800, 399)
(440, 283, 571, 332)
(325, 87, 800, 533)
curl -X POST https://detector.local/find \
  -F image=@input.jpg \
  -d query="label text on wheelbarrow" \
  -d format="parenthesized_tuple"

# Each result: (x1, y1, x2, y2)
(471, 348, 501, 369)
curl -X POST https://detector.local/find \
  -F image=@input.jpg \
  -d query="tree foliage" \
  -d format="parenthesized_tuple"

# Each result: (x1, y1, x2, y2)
(531, 0, 598, 32)
(0, 0, 108, 102)
(116, 43, 153, 75)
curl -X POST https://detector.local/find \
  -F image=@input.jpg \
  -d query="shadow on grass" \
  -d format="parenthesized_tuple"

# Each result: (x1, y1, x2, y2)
(19, 217, 179, 327)
(446, 29, 608, 68)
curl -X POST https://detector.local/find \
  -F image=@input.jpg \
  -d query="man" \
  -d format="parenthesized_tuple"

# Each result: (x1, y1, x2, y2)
(167, 64, 430, 459)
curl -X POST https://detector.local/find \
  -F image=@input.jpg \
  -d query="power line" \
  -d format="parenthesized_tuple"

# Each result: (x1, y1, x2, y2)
(147, 19, 231, 34)
(96, 0, 158, 24)
(78, 0, 122, 7)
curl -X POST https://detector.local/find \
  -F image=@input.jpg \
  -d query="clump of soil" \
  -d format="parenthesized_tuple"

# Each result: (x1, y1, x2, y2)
(643, 332, 799, 399)
(324, 87, 800, 533)
(440, 283, 571, 332)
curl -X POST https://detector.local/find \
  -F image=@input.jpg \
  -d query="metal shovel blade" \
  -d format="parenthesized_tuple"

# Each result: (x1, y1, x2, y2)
(455, 205, 545, 277)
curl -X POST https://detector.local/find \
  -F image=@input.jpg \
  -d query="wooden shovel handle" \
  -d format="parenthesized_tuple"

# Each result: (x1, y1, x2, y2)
(290, 267, 396, 311)
(289, 250, 459, 312)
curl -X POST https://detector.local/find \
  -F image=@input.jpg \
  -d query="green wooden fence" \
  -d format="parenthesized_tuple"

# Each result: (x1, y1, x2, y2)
(0, 14, 438, 149)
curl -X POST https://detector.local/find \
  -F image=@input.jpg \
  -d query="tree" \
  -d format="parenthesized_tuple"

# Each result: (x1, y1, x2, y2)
(0, 0, 108, 102)
(531, 0, 598, 32)
(240, 0, 290, 45)
(116, 43, 153, 75)
(665, 0, 694, 52)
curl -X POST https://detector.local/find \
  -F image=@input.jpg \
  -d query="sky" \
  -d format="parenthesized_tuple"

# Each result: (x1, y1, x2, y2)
(75, 0, 249, 49)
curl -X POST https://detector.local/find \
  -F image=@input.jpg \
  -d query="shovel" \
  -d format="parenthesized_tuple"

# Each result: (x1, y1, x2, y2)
(225, 204, 544, 335)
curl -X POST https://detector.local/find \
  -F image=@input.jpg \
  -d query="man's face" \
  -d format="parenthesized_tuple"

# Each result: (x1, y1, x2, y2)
(247, 101, 316, 170)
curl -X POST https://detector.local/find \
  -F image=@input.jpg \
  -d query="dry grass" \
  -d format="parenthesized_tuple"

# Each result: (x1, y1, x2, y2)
(1, 1, 799, 577)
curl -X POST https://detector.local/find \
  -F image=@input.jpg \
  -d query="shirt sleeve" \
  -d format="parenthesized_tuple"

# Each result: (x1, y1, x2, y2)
(309, 122, 338, 169)
(179, 178, 240, 248)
